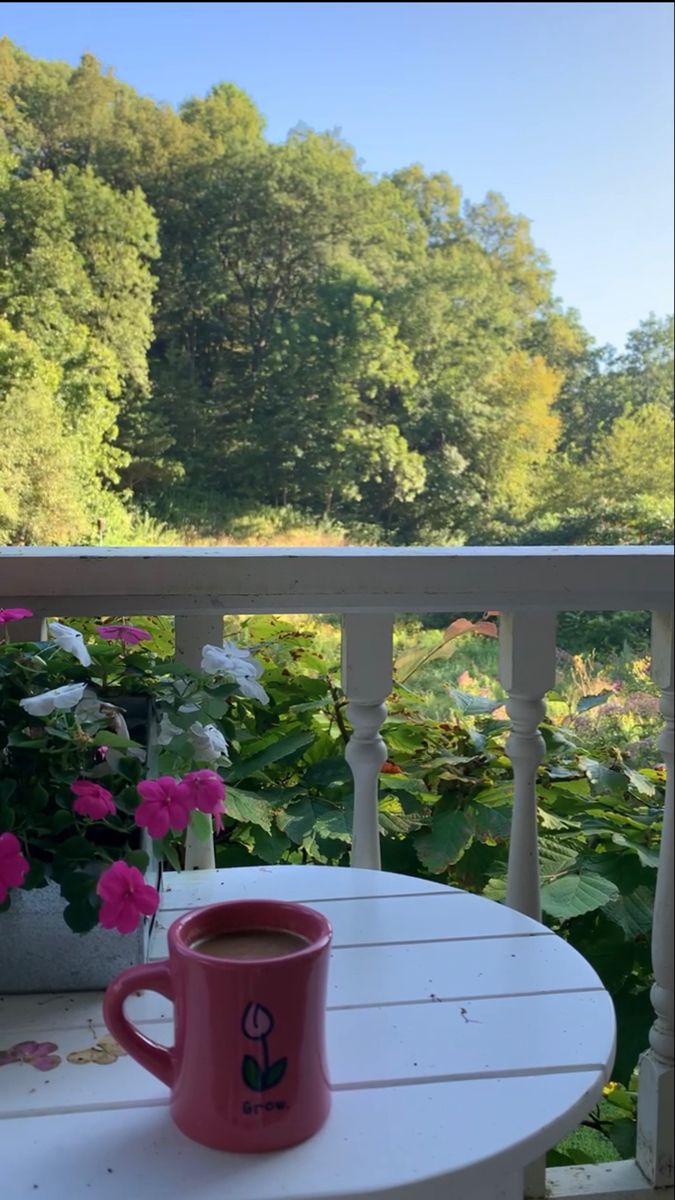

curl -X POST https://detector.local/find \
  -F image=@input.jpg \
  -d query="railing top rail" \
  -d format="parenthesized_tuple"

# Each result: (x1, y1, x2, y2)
(1, 544, 672, 615)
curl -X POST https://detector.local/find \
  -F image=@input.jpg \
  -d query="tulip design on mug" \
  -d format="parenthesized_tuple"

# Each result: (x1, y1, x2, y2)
(241, 1003, 287, 1092)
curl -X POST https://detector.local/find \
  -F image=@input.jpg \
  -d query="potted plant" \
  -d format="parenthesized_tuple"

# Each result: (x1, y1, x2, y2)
(0, 608, 270, 993)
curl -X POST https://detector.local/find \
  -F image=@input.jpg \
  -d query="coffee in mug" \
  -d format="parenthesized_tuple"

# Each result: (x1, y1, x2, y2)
(195, 928, 310, 960)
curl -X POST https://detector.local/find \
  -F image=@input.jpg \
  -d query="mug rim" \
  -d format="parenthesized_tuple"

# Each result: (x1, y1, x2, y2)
(168, 898, 333, 966)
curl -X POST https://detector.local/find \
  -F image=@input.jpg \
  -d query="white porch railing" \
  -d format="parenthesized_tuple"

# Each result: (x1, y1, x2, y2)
(1, 545, 673, 1200)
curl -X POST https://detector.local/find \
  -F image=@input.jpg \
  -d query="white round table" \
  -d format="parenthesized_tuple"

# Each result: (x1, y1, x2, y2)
(0, 865, 616, 1200)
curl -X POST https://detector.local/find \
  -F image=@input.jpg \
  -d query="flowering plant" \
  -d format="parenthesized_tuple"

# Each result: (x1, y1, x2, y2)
(0, 610, 269, 934)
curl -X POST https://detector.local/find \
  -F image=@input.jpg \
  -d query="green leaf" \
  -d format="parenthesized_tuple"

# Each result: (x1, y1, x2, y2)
(624, 768, 656, 798)
(383, 723, 426, 753)
(242, 1055, 264, 1092)
(229, 730, 315, 779)
(580, 757, 626, 796)
(538, 841, 580, 880)
(605, 886, 653, 938)
(379, 773, 426, 794)
(263, 1057, 287, 1090)
(60, 871, 96, 903)
(163, 841, 182, 871)
(470, 803, 512, 843)
(276, 797, 320, 844)
(483, 876, 508, 902)
(313, 808, 352, 844)
(541, 872, 619, 919)
(56, 836, 97, 862)
(613, 988, 653, 1084)
(448, 689, 500, 715)
(303, 757, 352, 787)
(415, 807, 474, 874)
(125, 849, 150, 873)
(576, 691, 613, 712)
(0, 779, 17, 804)
(63, 893, 99, 934)
(606, 1118, 637, 1160)
(249, 825, 291, 864)
(474, 783, 517, 806)
(92, 730, 140, 750)
(610, 834, 660, 868)
(225, 787, 273, 832)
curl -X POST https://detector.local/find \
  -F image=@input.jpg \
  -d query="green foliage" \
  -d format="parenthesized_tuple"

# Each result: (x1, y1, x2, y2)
(7, 40, 671, 547)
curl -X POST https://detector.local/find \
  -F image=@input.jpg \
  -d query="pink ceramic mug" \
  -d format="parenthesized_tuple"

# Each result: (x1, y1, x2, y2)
(103, 899, 332, 1152)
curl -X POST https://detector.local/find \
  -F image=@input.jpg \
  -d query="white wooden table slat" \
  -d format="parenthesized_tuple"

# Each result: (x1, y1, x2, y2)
(0, 991, 615, 1120)
(150, 890, 554, 956)
(1, 866, 615, 1200)
(158, 863, 452, 906)
(326, 937, 601, 1010)
(0, 1073, 607, 1200)
(0, 989, 171, 1032)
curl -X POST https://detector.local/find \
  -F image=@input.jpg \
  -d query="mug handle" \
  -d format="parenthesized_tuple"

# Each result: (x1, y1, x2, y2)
(103, 961, 175, 1087)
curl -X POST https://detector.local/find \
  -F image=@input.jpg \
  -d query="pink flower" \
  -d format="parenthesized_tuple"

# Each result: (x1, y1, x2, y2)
(0, 832, 29, 904)
(96, 861, 159, 934)
(0, 607, 33, 625)
(0, 1041, 61, 1071)
(135, 776, 192, 838)
(176, 769, 226, 832)
(96, 624, 152, 645)
(71, 780, 117, 820)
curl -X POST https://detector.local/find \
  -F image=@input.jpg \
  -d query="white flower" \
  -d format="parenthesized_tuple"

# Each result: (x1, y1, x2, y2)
(189, 721, 230, 763)
(237, 677, 269, 705)
(157, 713, 183, 746)
(20, 682, 88, 717)
(48, 621, 92, 668)
(201, 642, 268, 704)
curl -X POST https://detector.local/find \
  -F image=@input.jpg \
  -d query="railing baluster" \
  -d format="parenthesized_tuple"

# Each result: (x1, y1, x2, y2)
(636, 610, 674, 1188)
(342, 614, 394, 870)
(175, 614, 224, 871)
(500, 611, 557, 1200)
(499, 611, 557, 920)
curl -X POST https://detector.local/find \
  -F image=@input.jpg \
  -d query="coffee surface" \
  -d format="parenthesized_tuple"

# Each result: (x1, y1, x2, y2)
(195, 928, 310, 961)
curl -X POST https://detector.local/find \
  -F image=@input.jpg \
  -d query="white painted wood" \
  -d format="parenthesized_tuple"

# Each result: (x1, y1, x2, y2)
(636, 611, 674, 1188)
(0, 991, 614, 1119)
(0, 1072, 606, 1200)
(1, 545, 672, 615)
(342, 614, 394, 868)
(183, 818, 215, 871)
(0, 988, 170, 1032)
(174, 613, 223, 669)
(153, 889, 553, 952)
(174, 614, 223, 870)
(159, 863, 451, 906)
(548, 1160, 674, 1200)
(315, 936, 603, 1011)
(524, 1158, 547, 1199)
(500, 611, 557, 920)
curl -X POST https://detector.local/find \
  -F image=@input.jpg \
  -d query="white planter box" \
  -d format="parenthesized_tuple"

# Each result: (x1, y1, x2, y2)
(0, 857, 161, 994)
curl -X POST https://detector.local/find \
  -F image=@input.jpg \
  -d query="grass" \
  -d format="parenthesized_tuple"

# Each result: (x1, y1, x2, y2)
(105, 503, 354, 548)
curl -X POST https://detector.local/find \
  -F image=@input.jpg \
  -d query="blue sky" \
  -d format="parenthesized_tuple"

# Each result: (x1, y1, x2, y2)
(1, 1, 673, 349)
